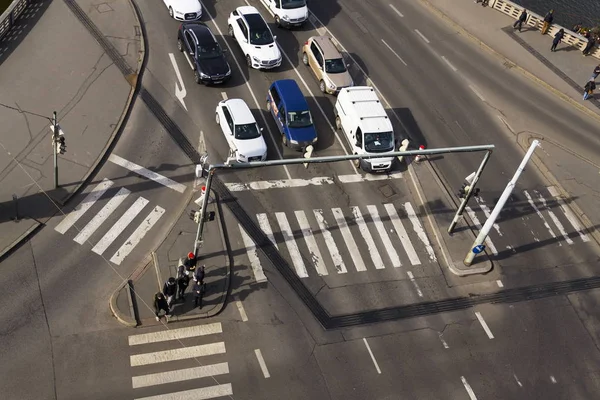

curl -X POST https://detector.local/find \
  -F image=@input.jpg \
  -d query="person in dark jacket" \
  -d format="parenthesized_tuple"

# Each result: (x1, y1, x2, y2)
(592, 65, 600, 80)
(183, 252, 197, 275)
(192, 280, 205, 309)
(541, 10, 554, 35)
(583, 80, 596, 100)
(513, 9, 528, 32)
(154, 292, 171, 322)
(551, 29, 564, 52)
(163, 277, 177, 307)
(583, 36, 597, 56)
(193, 264, 206, 285)
(572, 23, 583, 34)
(177, 274, 190, 300)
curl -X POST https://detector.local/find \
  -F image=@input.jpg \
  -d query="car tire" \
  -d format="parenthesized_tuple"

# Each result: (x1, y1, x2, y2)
(177, 39, 183, 52)
(246, 55, 253, 68)
(169, 7, 174, 18)
(266, 100, 270, 111)
(335, 116, 342, 130)
(275, 16, 281, 27)
(353, 154, 360, 169)
(228, 25, 235, 39)
(215, 113, 220, 125)
(319, 80, 326, 93)
(194, 70, 201, 84)
(282, 134, 288, 147)
(302, 52, 309, 66)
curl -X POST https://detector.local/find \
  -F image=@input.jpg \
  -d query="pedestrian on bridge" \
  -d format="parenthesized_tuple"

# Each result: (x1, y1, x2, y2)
(541, 10, 554, 35)
(583, 36, 598, 56)
(513, 9, 528, 32)
(583, 79, 596, 100)
(551, 29, 565, 52)
(154, 292, 171, 322)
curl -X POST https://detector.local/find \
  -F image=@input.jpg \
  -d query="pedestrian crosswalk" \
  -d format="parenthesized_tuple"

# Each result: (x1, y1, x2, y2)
(128, 323, 233, 400)
(237, 202, 438, 282)
(55, 178, 165, 265)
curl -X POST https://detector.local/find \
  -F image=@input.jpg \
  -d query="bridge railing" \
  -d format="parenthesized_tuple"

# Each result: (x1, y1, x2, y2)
(0, 0, 31, 41)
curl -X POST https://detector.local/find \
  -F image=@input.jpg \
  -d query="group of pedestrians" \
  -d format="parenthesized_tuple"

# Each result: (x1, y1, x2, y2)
(154, 252, 207, 322)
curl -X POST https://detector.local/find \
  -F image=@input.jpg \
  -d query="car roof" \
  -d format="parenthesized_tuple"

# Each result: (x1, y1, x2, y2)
(272, 80, 308, 111)
(183, 23, 216, 44)
(310, 36, 342, 59)
(236, 6, 260, 16)
(225, 99, 255, 124)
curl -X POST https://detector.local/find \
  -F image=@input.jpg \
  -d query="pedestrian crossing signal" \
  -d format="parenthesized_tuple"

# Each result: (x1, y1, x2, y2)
(205, 211, 215, 222)
(58, 136, 66, 154)
(458, 183, 470, 199)
(189, 210, 201, 223)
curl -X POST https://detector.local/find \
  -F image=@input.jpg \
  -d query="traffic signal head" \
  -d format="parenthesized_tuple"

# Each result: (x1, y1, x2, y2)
(458, 183, 471, 199)
(58, 136, 66, 154)
(205, 211, 215, 222)
(189, 210, 201, 223)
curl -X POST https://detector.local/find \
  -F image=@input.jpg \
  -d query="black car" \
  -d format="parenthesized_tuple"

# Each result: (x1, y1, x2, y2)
(177, 22, 231, 85)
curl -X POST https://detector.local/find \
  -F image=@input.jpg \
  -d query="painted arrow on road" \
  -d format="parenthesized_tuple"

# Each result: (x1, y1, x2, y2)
(168, 53, 187, 111)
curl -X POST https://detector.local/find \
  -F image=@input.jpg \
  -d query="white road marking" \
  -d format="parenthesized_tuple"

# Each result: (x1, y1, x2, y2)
(92, 197, 149, 255)
(497, 280, 504, 288)
(225, 177, 334, 191)
(133, 384, 233, 400)
(389, 4, 404, 17)
(257, 213, 279, 250)
(461, 376, 479, 400)
(108, 154, 186, 193)
(236, 300, 249, 321)
(275, 212, 308, 278)
(367, 205, 401, 268)
(74, 187, 130, 244)
(550, 375, 557, 383)
(168, 53, 188, 111)
(380, 39, 408, 66)
(414, 29, 430, 43)
(55, 179, 114, 234)
(128, 323, 222, 346)
(547, 186, 590, 242)
(405, 202, 437, 261)
(313, 209, 347, 274)
(497, 115, 515, 134)
(475, 311, 494, 339)
(469, 84, 486, 102)
(439, 333, 449, 349)
(221, 92, 228, 100)
(132, 362, 229, 389)
(523, 190, 559, 244)
(535, 190, 573, 245)
(130, 342, 226, 367)
(295, 210, 328, 276)
(441, 55, 458, 72)
(109, 205, 165, 265)
(239, 224, 267, 283)
(406, 271, 423, 297)
(254, 349, 271, 378)
(352, 206, 385, 269)
(363, 338, 381, 374)
(384, 204, 421, 265)
(475, 197, 503, 236)
(338, 172, 403, 183)
(465, 206, 499, 255)
(182, 51, 195, 70)
(332, 207, 367, 271)
(514, 373, 523, 387)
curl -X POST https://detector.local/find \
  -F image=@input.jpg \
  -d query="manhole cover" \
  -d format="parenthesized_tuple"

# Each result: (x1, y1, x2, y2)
(378, 184, 396, 198)
(96, 3, 114, 13)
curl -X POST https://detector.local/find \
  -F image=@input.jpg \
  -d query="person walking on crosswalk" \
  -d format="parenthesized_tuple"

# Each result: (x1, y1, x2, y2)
(154, 292, 171, 322)
(163, 277, 177, 308)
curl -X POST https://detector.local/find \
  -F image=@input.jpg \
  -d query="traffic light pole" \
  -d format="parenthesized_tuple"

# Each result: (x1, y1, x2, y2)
(194, 168, 215, 257)
(52, 111, 58, 189)
(448, 149, 492, 234)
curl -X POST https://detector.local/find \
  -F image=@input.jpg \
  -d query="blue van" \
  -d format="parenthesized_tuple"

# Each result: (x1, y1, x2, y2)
(266, 79, 318, 151)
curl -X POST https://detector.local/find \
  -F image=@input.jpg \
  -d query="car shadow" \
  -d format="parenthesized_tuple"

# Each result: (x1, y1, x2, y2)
(345, 52, 369, 86)
(305, 95, 336, 150)
(199, 0, 217, 20)
(390, 108, 428, 149)
(307, 0, 341, 27)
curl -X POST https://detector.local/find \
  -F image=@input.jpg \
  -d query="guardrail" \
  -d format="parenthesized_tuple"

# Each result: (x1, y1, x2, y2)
(0, 0, 30, 41)
(488, 0, 600, 60)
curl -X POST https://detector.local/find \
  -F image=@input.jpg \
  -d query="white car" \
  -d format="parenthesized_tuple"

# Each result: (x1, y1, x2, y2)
(227, 6, 282, 69)
(163, 0, 202, 21)
(215, 99, 267, 163)
(258, 0, 308, 28)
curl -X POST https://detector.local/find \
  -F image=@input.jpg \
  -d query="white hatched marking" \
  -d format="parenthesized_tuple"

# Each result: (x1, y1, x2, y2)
(221, 92, 228, 100)
(108, 154, 186, 193)
(132, 362, 229, 389)
(110, 205, 165, 265)
(461, 376, 479, 400)
(475, 197, 503, 236)
(236, 300, 249, 321)
(352, 206, 385, 269)
(226, 177, 334, 191)
(92, 197, 149, 255)
(239, 224, 267, 283)
(523, 190, 559, 244)
(130, 342, 226, 367)
(389, 3, 404, 17)
(55, 179, 114, 234)
(332, 208, 367, 271)
(133, 384, 233, 400)
(475, 311, 494, 339)
(465, 206, 498, 255)
(406, 271, 423, 297)
(128, 323, 222, 346)
(313, 209, 347, 274)
(275, 212, 308, 278)
(295, 211, 328, 276)
(404, 203, 437, 261)
(497, 280, 504, 288)
(338, 172, 402, 183)
(547, 186, 590, 242)
(384, 204, 421, 265)
(257, 213, 278, 250)
(254, 349, 271, 378)
(535, 190, 573, 245)
(439, 333, 449, 349)
(74, 187, 131, 244)
(414, 29, 430, 43)
(366, 205, 401, 268)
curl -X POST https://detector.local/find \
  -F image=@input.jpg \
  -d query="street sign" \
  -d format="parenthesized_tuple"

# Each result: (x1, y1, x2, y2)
(472, 244, 486, 254)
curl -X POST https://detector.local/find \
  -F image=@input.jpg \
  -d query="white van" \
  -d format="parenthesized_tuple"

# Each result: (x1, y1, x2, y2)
(334, 86, 396, 173)
(258, 0, 308, 28)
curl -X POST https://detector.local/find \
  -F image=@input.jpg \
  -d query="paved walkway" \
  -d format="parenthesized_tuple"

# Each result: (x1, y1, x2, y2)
(0, 0, 143, 258)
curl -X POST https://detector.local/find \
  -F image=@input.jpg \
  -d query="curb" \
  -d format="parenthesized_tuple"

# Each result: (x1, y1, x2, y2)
(109, 279, 137, 327)
(0, 220, 42, 260)
(417, 0, 600, 124)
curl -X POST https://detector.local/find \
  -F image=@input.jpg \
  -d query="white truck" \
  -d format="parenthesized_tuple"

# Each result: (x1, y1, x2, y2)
(334, 86, 396, 173)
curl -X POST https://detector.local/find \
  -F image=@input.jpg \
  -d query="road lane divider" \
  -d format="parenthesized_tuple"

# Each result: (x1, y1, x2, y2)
(389, 4, 404, 18)
(406, 271, 423, 297)
(239, 224, 268, 283)
(468, 84, 486, 102)
(254, 349, 271, 378)
(414, 29, 430, 44)
(221, 91, 228, 100)
(380, 39, 408, 66)
(108, 154, 187, 193)
(363, 338, 382, 374)
(496, 280, 504, 288)
(475, 311, 494, 339)
(236, 299, 249, 321)
(441, 55, 458, 72)
(461, 376, 479, 399)
(438, 333, 449, 349)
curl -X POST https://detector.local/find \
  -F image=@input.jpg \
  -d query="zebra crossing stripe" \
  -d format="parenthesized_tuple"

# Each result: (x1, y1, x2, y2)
(547, 186, 590, 242)
(352, 206, 385, 269)
(367, 205, 402, 268)
(295, 210, 328, 276)
(535, 190, 573, 245)
(523, 190, 559, 244)
(133, 383, 233, 400)
(332, 207, 367, 271)
(465, 206, 498, 255)
(384, 204, 421, 265)
(132, 362, 229, 389)
(110, 205, 165, 265)
(404, 203, 437, 262)
(257, 213, 278, 250)
(275, 212, 308, 278)
(92, 197, 149, 255)
(475, 196, 503, 236)
(128, 323, 222, 346)
(74, 187, 131, 244)
(239, 224, 267, 283)
(55, 179, 114, 234)
(108, 154, 186, 193)
(130, 342, 226, 367)
(313, 209, 347, 274)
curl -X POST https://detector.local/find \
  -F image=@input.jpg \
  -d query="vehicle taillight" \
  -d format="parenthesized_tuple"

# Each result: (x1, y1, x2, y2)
(304, 41, 309, 45)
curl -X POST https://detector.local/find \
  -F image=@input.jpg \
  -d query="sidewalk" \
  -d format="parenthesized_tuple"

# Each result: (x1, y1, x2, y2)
(110, 187, 232, 327)
(0, 0, 143, 258)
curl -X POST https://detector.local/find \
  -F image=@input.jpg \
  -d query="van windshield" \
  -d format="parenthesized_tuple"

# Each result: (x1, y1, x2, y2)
(281, 0, 306, 10)
(364, 132, 394, 153)
(235, 123, 262, 140)
(287, 111, 313, 128)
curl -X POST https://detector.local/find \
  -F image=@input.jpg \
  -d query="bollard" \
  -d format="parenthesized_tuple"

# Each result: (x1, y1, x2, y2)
(414, 145, 426, 163)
